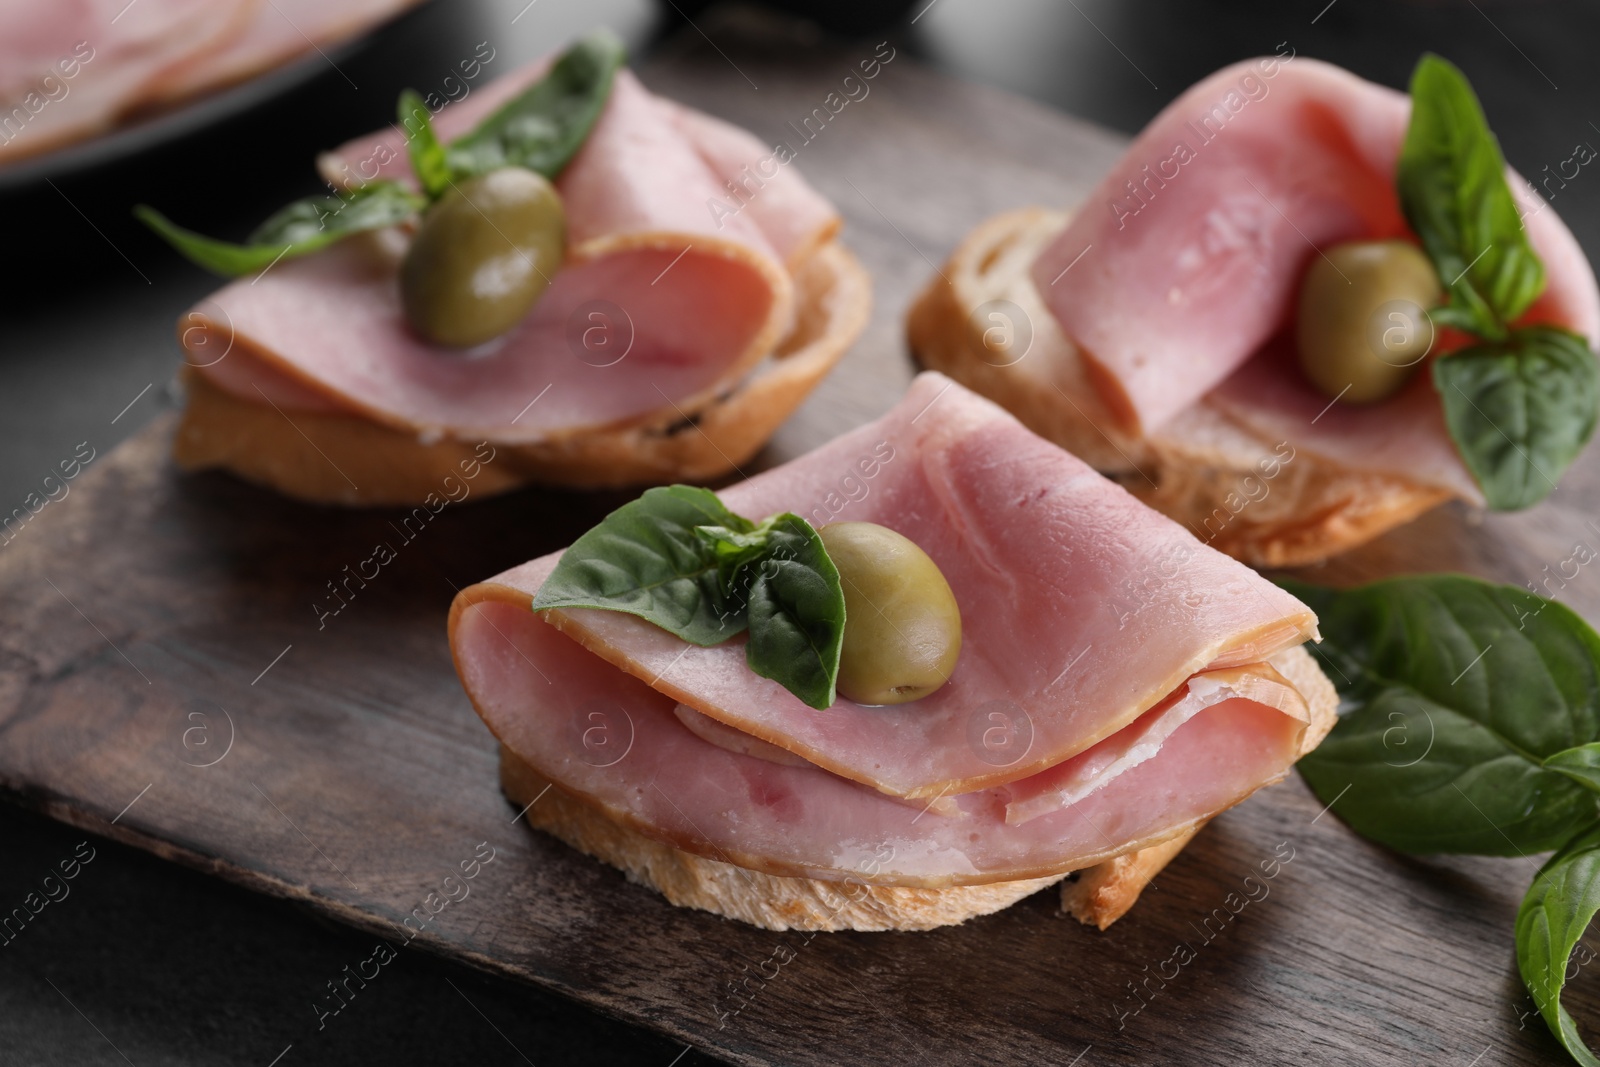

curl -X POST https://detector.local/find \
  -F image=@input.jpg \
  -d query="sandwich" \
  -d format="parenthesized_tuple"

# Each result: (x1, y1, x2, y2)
(139, 31, 868, 506)
(448, 373, 1336, 932)
(908, 54, 1600, 566)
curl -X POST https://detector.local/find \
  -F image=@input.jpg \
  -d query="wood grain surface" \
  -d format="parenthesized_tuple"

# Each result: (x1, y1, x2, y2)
(4, 21, 1600, 1066)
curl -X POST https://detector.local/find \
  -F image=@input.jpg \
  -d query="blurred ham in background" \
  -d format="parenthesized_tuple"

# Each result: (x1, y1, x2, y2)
(0, 0, 423, 165)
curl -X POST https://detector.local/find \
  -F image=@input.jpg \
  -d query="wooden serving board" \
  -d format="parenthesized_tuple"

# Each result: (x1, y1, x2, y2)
(5, 25, 1600, 1067)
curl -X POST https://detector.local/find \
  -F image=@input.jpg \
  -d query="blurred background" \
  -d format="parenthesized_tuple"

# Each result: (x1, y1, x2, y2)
(2, 0, 1597, 1062)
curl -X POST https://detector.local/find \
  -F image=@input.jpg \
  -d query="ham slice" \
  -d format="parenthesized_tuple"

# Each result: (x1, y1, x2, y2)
(0, 0, 244, 165)
(0, 1, 421, 166)
(453, 598, 1306, 886)
(148, 0, 424, 104)
(180, 62, 842, 442)
(1202, 334, 1485, 503)
(489, 373, 1315, 799)
(1031, 57, 1600, 438)
(995, 661, 1303, 824)
(449, 374, 1323, 887)
(318, 65, 839, 269)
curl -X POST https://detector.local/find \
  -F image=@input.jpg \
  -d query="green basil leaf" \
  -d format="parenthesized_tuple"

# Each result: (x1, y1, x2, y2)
(135, 181, 425, 276)
(446, 29, 625, 181)
(530, 485, 751, 646)
(1516, 824, 1600, 1067)
(744, 515, 846, 710)
(1428, 302, 1491, 335)
(1290, 575, 1600, 855)
(1398, 54, 1545, 337)
(695, 520, 778, 601)
(398, 89, 450, 200)
(1433, 326, 1600, 510)
(1546, 743, 1600, 795)
(533, 489, 848, 708)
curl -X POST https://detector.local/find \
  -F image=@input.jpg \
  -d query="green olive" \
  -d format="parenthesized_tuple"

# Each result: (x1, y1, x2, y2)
(819, 522, 962, 706)
(1295, 239, 1442, 403)
(400, 167, 565, 348)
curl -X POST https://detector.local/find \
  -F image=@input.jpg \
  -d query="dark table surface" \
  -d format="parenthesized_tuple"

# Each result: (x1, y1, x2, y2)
(5, 0, 1600, 1063)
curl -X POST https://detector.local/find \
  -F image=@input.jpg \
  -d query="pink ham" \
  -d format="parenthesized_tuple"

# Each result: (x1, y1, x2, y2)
(452, 597, 1305, 886)
(1031, 56, 1600, 438)
(996, 661, 1303, 825)
(449, 374, 1318, 885)
(147, 0, 424, 104)
(181, 60, 841, 439)
(493, 373, 1315, 799)
(0, 0, 246, 165)
(316, 65, 840, 268)
(1203, 334, 1485, 503)
(0, 0, 422, 166)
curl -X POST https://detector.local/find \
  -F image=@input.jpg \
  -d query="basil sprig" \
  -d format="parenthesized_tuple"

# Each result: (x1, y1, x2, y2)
(1399, 55, 1545, 337)
(1292, 574, 1600, 1064)
(1519, 826, 1600, 1067)
(1434, 328, 1600, 510)
(135, 30, 623, 277)
(441, 29, 623, 181)
(530, 486, 847, 709)
(398, 88, 452, 201)
(134, 182, 426, 276)
(1396, 55, 1600, 509)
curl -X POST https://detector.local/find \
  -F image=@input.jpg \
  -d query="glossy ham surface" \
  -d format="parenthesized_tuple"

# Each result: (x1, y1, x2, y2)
(444, 371, 1318, 889)
(481, 374, 1316, 798)
(1203, 334, 1485, 503)
(182, 63, 841, 440)
(319, 66, 839, 268)
(994, 660, 1303, 825)
(1031, 56, 1600, 438)
(452, 597, 1305, 886)
(449, 375, 1320, 886)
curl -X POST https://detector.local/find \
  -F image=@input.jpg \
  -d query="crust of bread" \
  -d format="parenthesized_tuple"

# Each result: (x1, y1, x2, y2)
(171, 239, 870, 506)
(906, 207, 1453, 568)
(500, 645, 1338, 933)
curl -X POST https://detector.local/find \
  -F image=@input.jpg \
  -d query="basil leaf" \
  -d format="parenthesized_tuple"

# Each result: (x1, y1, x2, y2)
(533, 490, 849, 708)
(530, 485, 752, 646)
(446, 29, 624, 181)
(1291, 575, 1600, 855)
(135, 181, 425, 276)
(695, 521, 774, 598)
(1547, 743, 1600, 795)
(1433, 326, 1600, 510)
(1516, 824, 1600, 1067)
(398, 89, 450, 200)
(1398, 54, 1545, 337)
(744, 515, 846, 710)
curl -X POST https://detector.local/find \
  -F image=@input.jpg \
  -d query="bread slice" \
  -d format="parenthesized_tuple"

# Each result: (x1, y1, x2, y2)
(501, 645, 1338, 933)
(907, 208, 1452, 568)
(172, 239, 870, 506)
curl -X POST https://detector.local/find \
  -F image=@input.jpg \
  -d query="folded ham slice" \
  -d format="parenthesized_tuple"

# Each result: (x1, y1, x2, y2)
(147, 0, 424, 105)
(179, 61, 841, 443)
(0, 0, 422, 167)
(450, 373, 1325, 887)
(0, 0, 242, 165)
(1031, 56, 1600, 440)
(523, 375, 1314, 798)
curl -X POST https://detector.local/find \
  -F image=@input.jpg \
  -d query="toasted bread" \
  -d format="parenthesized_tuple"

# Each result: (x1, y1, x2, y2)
(500, 645, 1337, 933)
(907, 208, 1452, 568)
(172, 239, 870, 506)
